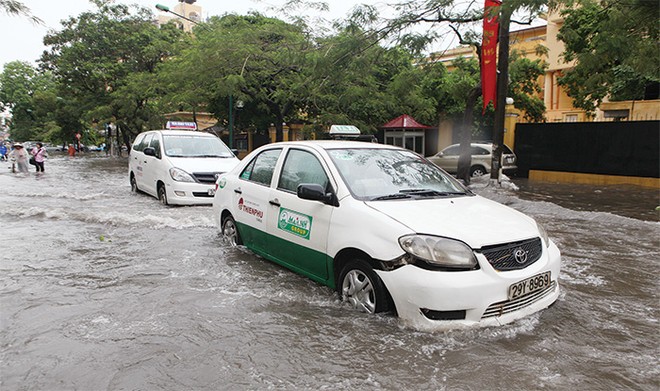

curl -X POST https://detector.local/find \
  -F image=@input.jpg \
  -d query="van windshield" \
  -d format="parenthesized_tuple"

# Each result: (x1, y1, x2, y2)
(163, 135, 234, 158)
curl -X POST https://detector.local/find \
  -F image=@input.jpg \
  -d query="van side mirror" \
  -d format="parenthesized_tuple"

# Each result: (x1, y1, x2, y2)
(144, 147, 156, 156)
(297, 183, 338, 206)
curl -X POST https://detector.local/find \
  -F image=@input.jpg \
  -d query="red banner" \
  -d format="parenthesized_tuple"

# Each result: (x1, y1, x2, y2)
(481, 0, 501, 113)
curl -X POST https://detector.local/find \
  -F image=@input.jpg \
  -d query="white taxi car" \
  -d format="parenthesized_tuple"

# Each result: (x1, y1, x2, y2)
(212, 141, 560, 329)
(129, 130, 239, 205)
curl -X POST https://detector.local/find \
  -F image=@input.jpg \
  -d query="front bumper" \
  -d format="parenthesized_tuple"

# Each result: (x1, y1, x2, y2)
(165, 181, 216, 205)
(376, 241, 561, 330)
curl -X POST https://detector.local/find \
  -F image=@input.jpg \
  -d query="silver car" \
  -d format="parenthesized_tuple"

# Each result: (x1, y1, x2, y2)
(427, 143, 517, 177)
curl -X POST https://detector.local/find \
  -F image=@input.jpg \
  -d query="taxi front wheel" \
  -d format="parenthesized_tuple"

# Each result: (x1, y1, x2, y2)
(339, 259, 390, 314)
(130, 175, 139, 193)
(222, 215, 242, 247)
(158, 184, 168, 205)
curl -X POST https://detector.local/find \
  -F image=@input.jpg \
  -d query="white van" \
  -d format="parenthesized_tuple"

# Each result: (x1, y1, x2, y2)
(129, 130, 240, 205)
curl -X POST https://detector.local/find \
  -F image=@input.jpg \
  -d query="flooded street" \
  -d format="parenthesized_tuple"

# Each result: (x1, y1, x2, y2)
(1, 154, 658, 390)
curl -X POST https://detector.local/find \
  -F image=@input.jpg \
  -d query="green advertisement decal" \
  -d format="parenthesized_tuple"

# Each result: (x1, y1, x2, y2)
(278, 207, 312, 240)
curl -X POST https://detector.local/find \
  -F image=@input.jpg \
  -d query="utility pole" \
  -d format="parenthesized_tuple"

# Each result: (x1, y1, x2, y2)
(490, 6, 511, 183)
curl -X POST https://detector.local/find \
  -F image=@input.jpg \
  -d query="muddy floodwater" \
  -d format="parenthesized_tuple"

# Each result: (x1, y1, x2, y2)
(1, 154, 658, 390)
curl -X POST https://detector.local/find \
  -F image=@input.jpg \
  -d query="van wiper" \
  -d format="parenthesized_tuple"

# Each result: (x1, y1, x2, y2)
(370, 193, 412, 201)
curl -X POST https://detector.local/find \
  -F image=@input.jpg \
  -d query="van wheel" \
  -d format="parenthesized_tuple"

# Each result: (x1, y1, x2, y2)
(130, 175, 139, 193)
(470, 165, 487, 177)
(339, 259, 390, 314)
(157, 184, 168, 205)
(221, 215, 242, 246)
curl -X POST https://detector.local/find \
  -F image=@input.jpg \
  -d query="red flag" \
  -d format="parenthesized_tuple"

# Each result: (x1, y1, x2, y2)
(481, 0, 501, 113)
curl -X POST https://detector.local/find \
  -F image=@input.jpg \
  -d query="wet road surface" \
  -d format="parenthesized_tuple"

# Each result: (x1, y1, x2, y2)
(0, 154, 658, 390)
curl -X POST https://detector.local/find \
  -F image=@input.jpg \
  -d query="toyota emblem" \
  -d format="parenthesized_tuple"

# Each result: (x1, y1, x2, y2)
(514, 248, 528, 264)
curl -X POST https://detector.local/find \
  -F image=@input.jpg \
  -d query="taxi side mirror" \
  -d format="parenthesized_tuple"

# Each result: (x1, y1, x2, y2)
(144, 147, 156, 156)
(297, 183, 338, 206)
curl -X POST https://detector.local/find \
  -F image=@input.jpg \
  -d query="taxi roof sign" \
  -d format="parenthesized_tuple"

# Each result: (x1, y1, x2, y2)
(166, 121, 197, 130)
(329, 125, 361, 135)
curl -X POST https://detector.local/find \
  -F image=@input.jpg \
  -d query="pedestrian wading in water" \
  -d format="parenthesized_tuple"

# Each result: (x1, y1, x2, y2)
(31, 142, 47, 173)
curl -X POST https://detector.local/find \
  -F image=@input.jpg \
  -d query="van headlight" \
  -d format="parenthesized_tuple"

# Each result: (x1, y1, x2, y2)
(399, 235, 477, 269)
(536, 221, 550, 248)
(169, 167, 195, 182)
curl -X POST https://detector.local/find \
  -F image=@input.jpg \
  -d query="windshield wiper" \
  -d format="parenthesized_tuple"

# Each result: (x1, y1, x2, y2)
(370, 193, 412, 201)
(399, 189, 468, 197)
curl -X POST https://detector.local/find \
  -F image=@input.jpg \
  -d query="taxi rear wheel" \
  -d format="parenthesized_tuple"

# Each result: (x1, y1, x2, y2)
(157, 184, 168, 205)
(222, 215, 242, 246)
(339, 259, 390, 314)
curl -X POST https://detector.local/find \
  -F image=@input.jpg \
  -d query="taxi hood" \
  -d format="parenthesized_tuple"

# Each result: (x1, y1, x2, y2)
(364, 195, 540, 249)
(168, 156, 240, 174)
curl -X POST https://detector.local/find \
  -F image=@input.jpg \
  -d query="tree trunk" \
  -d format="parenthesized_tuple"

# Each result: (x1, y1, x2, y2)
(457, 85, 482, 184)
(490, 8, 511, 182)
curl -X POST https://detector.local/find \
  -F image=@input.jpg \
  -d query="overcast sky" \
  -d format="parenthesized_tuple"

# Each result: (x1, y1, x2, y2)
(0, 0, 393, 68)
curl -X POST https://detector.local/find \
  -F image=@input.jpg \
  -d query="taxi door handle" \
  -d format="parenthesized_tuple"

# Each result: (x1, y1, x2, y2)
(269, 199, 280, 207)
(234, 188, 242, 194)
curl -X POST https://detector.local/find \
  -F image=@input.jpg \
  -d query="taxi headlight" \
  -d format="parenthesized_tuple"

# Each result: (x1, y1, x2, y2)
(169, 167, 195, 182)
(537, 221, 550, 248)
(399, 235, 477, 269)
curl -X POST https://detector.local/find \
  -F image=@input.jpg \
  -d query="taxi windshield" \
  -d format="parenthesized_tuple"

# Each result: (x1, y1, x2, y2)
(327, 148, 470, 200)
(163, 135, 233, 158)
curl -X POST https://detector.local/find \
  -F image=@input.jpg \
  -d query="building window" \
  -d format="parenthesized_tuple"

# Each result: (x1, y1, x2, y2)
(564, 114, 578, 122)
(384, 131, 425, 155)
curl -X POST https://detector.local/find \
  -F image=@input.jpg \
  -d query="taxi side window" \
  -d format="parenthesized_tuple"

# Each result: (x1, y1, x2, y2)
(240, 149, 282, 186)
(140, 134, 154, 153)
(132, 134, 145, 152)
(149, 136, 161, 159)
(278, 149, 329, 193)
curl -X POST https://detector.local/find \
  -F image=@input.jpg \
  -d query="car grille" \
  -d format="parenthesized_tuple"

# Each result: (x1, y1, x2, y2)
(479, 237, 542, 271)
(192, 192, 214, 198)
(192, 172, 223, 184)
(481, 281, 556, 319)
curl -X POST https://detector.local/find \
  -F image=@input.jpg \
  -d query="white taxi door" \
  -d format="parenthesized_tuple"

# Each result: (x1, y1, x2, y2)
(144, 133, 165, 197)
(231, 148, 283, 254)
(265, 147, 335, 282)
(137, 133, 158, 196)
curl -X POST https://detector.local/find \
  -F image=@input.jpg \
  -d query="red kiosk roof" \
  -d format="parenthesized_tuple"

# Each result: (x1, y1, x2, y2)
(381, 114, 433, 129)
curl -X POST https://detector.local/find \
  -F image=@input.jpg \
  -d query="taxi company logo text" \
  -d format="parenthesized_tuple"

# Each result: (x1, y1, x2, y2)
(278, 208, 312, 240)
(238, 198, 264, 221)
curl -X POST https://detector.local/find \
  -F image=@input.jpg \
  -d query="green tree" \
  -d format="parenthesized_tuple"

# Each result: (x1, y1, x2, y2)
(557, 0, 659, 113)
(0, 61, 57, 141)
(305, 25, 436, 134)
(161, 13, 313, 142)
(40, 0, 186, 148)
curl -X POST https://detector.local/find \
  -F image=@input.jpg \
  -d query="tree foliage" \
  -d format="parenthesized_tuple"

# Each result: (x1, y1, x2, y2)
(0, 61, 57, 141)
(40, 0, 186, 145)
(557, 0, 660, 112)
(2, 0, 552, 150)
(305, 25, 437, 133)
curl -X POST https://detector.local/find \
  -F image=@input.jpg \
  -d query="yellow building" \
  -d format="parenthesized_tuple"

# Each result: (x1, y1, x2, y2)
(156, 0, 202, 32)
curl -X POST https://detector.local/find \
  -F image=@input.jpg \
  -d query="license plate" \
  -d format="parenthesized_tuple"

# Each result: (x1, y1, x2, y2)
(208, 188, 215, 196)
(508, 271, 551, 300)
